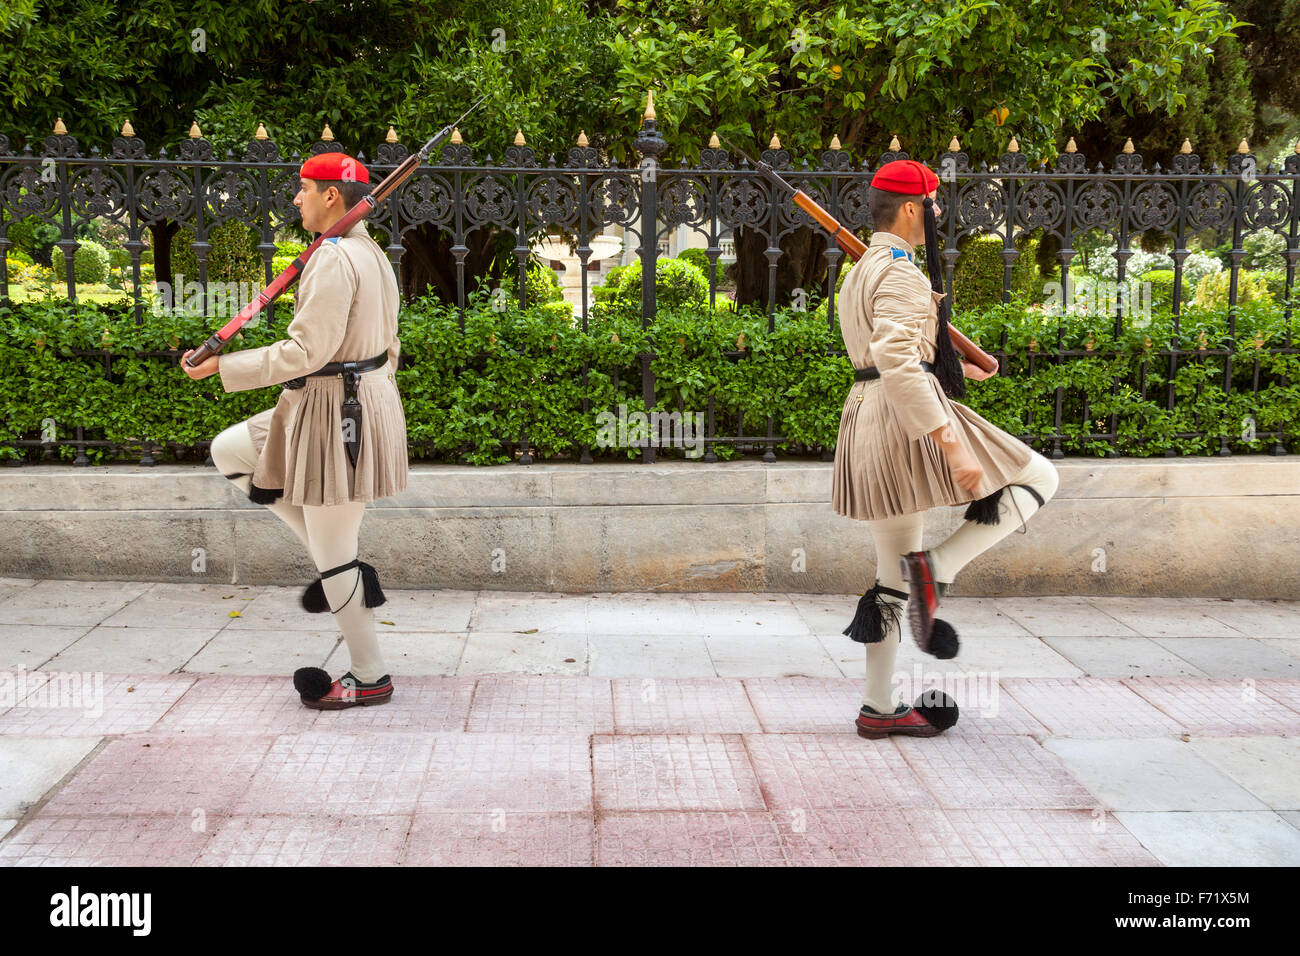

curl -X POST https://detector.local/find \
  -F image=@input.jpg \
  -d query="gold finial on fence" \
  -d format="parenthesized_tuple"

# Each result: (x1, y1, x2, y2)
(450, 127, 462, 145)
(1180, 138, 1192, 153)
(320, 124, 334, 141)
(1065, 137, 1077, 153)
(576, 130, 588, 147)
(120, 120, 134, 137)
(1007, 136, 1020, 153)
(53, 117, 67, 135)
(888, 134, 901, 151)
(188, 121, 202, 139)
(769, 134, 781, 149)
(1294, 140, 1300, 154)
(830, 134, 841, 150)
(1237, 138, 1250, 153)
(255, 123, 268, 140)
(948, 136, 961, 151)
(386, 126, 398, 143)
(708, 131, 720, 148)
(644, 89, 656, 121)
(1122, 137, 1135, 153)
(514, 129, 526, 146)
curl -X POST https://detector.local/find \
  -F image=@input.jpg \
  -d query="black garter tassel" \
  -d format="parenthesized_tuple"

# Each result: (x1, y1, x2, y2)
(300, 560, 387, 612)
(963, 486, 1004, 525)
(843, 582, 908, 644)
(358, 561, 387, 608)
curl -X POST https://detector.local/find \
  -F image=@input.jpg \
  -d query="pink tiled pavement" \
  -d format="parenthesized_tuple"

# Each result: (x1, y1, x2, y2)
(596, 811, 788, 866)
(775, 807, 977, 866)
(1124, 678, 1300, 736)
(402, 812, 594, 866)
(0, 814, 213, 866)
(197, 814, 410, 866)
(895, 736, 1100, 809)
(742, 678, 861, 733)
(941, 688, 1051, 737)
(467, 676, 614, 734)
(233, 731, 433, 817)
(1255, 680, 1300, 718)
(592, 735, 764, 811)
(611, 678, 761, 733)
(417, 734, 592, 812)
(742, 734, 936, 810)
(38, 733, 272, 816)
(939, 809, 1161, 866)
(152, 676, 321, 735)
(1000, 678, 1186, 737)
(0, 674, 195, 736)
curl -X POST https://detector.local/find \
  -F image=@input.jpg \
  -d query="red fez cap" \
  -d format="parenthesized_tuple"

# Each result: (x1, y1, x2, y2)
(300, 152, 370, 185)
(870, 159, 937, 196)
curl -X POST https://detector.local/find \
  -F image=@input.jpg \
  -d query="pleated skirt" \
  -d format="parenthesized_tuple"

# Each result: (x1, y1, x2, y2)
(246, 362, 409, 507)
(831, 376, 1035, 521)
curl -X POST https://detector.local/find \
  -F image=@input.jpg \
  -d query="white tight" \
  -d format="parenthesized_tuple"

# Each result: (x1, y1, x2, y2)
(209, 420, 387, 683)
(859, 451, 1059, 712)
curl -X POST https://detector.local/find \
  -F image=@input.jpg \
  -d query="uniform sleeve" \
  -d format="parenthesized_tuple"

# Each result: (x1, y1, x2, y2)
(218, 242, 356, 392)
(869, 264, 950, 441)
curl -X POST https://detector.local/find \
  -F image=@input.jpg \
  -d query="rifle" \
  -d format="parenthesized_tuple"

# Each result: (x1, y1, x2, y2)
(718, 136, 998, 374)
(185, 94, 489, 366)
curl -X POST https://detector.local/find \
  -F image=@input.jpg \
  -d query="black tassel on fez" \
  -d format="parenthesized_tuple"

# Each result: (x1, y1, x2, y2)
(843, 582, 909, 644)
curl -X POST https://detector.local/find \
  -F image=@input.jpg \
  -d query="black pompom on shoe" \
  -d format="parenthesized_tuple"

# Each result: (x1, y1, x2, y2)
(293, 666, 333, 702)
(913, 688, 959, 731)
(929, 619, 960, 659)
(301, 579, 330, 613)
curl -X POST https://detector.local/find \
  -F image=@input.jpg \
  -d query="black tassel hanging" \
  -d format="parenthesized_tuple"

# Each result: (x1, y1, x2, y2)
(843, 581, 908, 644)
(963, 487, 1004, 525)
(358, 561, 387, 608)
(923, 197, 967, 401)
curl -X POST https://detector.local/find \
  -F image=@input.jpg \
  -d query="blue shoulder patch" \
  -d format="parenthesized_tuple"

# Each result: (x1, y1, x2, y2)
(325, 236, 340, 244)
(891, 247, 908, 260)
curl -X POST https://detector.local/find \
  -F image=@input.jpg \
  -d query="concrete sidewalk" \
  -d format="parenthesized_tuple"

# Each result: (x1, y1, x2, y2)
(1, 577, 1298, 865)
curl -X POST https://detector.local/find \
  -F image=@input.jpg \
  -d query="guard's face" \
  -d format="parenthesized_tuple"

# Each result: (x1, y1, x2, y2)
(294, 178, 338, 232)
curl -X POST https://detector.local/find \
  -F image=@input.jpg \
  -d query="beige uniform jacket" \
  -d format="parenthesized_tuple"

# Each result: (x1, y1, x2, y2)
(218, 218, 409, 507)
(831, 230, 1033, 520)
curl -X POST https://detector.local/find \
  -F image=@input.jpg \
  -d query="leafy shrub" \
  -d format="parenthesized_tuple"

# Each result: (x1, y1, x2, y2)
(50, 239, 110, 283)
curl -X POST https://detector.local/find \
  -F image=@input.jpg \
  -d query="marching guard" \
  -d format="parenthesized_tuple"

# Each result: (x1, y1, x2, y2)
(182, 151, 408, 709)
(832, 159, 1060, 738)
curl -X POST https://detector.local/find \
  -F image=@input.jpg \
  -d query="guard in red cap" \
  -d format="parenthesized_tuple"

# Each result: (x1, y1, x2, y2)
(183, 149, 408, 710)
(832, 157, 1060, 739)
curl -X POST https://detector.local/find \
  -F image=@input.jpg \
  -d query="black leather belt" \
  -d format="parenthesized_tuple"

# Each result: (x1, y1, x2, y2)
(282, 352, 389, 390)
(855, 361, 933, 381)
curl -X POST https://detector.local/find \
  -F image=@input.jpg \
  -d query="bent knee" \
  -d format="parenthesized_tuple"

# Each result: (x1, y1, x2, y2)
(1027, 452, 1059, 502)
(209, 423, 253, 474)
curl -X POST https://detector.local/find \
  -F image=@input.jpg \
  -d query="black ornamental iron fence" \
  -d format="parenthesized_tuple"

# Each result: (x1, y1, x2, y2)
(1, 109, 1298, 466)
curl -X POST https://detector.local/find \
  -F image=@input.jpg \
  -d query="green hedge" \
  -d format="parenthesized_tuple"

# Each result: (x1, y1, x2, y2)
(1, 294, 1297, 465)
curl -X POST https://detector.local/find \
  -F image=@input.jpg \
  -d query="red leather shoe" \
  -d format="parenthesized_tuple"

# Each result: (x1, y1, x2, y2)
(301, 672, 393, 710)
(855, 703, 944, 738)
(856, 690, 960, 738)
(899, 551, 952, 655)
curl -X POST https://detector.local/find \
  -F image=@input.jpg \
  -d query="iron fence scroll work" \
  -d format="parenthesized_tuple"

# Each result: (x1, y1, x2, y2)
(1, 116, 1297, 466)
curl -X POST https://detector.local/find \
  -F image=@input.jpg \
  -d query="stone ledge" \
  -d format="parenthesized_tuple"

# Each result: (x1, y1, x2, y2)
(0, 458, 1296, 597)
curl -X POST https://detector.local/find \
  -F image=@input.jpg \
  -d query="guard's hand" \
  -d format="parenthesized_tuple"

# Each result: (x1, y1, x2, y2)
(962, 358, 998, 381)
(947, 447, 985, 494)
(180, 349, 219, 380)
